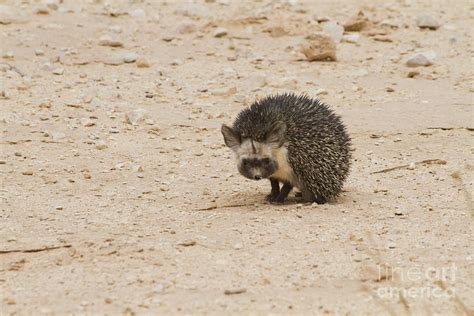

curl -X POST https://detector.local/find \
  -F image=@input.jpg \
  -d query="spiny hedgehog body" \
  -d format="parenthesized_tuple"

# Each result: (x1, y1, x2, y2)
(221, 93, 351, 204)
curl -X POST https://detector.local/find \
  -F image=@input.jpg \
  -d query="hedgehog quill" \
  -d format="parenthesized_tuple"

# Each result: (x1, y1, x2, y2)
(221, 93, 351, 204)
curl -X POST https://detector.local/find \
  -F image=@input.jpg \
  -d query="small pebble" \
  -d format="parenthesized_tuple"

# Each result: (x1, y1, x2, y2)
(249, 74, 267, 89)
(343, 12, 368, 32)
(407, 70, 420, 78)
(80, 118, 95, 127)
(170, 59, 183, 66)
(136, 58, 150, 68)
(322, 22, 344, 43)
(35, 5, 50, 15)
(132, 164, 143, 172)
(125, 109, 149, 125)
(2, 52, 14, 59)
(406, 51, 436, 67)
(52, 67, 64, 75)
(224, 288, 246, 295)
(177, 22, 197, 34)
(95, 141, 108, 150)
(176, 239, 196, 247)
(123, 52, 138, 63)
(301, 34, 337, 62)
(342, 33, 360, 43)
(51, 132, 66, 141)
(315, 88, 328, 96)
(98, 35, 124, 47)
(416, 15, 441, 30)
(212, 86, 237, 96)
(233, 243, 243, 250)
(213, 27, 228, 38)
(108, 25, 122, 33)
(129, 8, 145, 19)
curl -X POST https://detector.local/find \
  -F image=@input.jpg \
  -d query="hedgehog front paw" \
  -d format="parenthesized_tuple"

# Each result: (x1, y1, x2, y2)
(271, 195, 286, 204)
(265, 193, 278, 202)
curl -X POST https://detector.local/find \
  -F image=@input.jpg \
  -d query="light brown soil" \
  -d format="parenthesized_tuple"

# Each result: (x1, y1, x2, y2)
(1, 0, 473, 315)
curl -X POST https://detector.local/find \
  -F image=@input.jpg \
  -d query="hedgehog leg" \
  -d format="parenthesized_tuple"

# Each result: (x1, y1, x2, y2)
(301, 189, 314, 202)
(265, 178, 280, 202)
(314, 195, 327, 204)
(302, 189, 327, 204)
(273, 182, 293, 204)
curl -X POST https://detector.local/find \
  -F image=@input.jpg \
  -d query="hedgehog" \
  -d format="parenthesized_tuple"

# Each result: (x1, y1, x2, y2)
(221, 93, 351, 204)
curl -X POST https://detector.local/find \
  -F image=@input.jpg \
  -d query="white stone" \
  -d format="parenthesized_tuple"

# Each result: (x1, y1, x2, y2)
(406, 50, 436, 67)
(315, 88, 328, 96)
(279, 77, 298, 90)
(233, 243, 243, 250)
(170, 59, 183, 66)
(108, 25, 123, 33)
(98, 35, 123, 47)
(52, 67, 64, 75)
(42, 62, 54, 71)
(125, 109, 149, 125)
(416, 15, 441, 30)
(95, 141, 108, 150)
(2, 51, 14, 59)
(177, 22, 197, 34)
(342, 33, 360, 43)
(123, 52, 138, 63)
(223, 67, 237, 78)
(80, 118, 95, 127)
(131, 164, 143, 172)
(213, 27, 228, 38)
(51, 132, 66, 140)
(351, 69, 369, 77)
(212, 86, 237, 96)
(129, 8, 145, 19)
(322, 22, 344, 43)
(249, 74, 267, 88)
(381, 19, 402, 28)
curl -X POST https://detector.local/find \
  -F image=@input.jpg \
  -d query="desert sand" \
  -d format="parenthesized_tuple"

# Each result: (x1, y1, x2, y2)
(0, 0, 473, 315)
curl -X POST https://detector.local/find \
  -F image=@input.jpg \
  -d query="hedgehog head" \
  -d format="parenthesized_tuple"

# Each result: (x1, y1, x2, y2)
(221, 121, 286, 181)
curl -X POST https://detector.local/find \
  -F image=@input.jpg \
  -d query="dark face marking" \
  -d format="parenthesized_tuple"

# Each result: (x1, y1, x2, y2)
(238, 157, 278, 180)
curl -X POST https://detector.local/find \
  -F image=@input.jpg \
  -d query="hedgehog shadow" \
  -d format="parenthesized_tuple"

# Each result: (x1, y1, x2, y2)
(216, 189, 358, 209)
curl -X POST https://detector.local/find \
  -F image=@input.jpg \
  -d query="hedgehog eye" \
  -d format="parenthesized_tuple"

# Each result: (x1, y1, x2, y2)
(242, 159, 249, 166)
(262, 158, 271, 165)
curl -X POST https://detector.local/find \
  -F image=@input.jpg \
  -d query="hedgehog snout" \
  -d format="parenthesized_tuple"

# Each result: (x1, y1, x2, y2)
(237, 157, 277, 181)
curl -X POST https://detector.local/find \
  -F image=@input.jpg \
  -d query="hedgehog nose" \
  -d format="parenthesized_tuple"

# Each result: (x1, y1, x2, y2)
(254, 175, 262, 180)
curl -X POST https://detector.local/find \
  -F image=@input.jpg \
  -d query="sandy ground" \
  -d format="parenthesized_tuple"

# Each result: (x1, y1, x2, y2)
(1, 0, 473, 315)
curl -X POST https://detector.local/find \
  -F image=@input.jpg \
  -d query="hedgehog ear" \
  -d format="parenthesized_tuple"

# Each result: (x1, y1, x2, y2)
(221, 124, 241, 150)
(265, 121, 286, 148)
